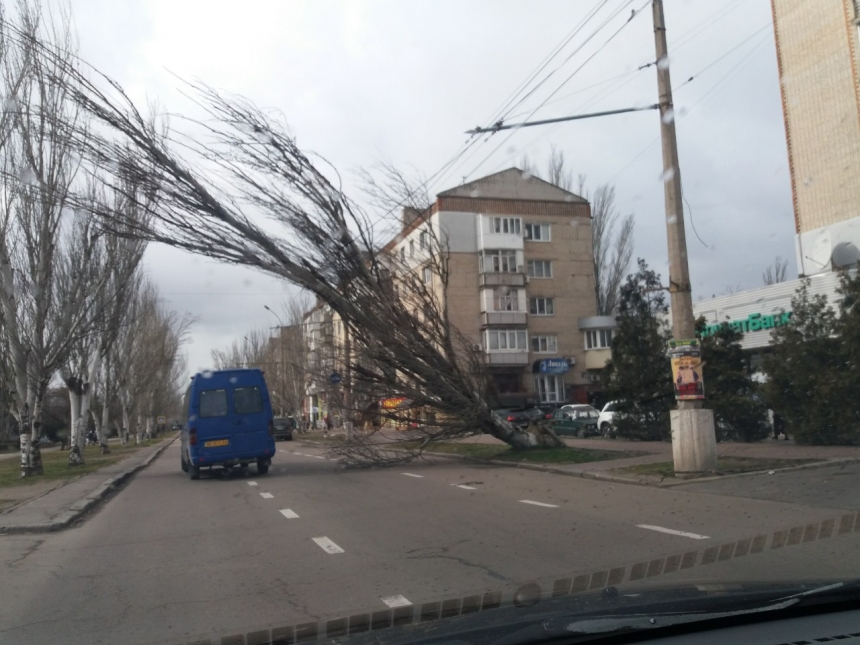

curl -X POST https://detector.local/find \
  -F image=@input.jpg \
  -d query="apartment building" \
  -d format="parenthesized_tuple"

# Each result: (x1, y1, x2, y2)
(382, 168, 608, 407)
(771, 0, 860, 274)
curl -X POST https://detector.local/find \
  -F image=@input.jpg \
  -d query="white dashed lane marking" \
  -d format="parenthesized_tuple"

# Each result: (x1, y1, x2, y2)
(401, 473, 424, 478)
(519, 500, 558, 508)
(453, 484, 476, 490)
(247, 481, 258, 486)
(380, 595, 412, 608)
(312, 537, 345, 554)
(279, 509, 299, 519)
(259, 492, 273, 499)
(636, 524, 710, 540)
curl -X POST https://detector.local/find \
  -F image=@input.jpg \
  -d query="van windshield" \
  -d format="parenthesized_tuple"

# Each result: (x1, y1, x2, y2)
(234, 386, 263, 415)
(199, 389, 228, 417)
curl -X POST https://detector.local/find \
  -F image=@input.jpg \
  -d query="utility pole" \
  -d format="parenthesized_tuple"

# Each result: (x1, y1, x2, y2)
(652, 0, 716, 473)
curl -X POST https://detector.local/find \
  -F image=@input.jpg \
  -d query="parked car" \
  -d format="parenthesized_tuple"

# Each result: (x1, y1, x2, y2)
(551, 405, 600, 437)
(598, 400, 620, 438)
(180, 368, 276, 480)
(492, 408, 531, 430)
(273, 416, 295, 441)
(524, 405, 559, 423)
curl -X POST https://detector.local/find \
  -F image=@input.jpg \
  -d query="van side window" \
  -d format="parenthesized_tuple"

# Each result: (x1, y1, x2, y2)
(199, 389, 228, 418)
(234, 386, 263, 415)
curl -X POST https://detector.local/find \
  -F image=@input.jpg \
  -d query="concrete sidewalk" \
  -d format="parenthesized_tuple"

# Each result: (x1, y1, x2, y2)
(0, 436, 176, 534)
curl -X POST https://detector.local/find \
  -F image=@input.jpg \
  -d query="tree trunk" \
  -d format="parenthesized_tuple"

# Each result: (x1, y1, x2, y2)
(19, 400, 44, 477)
(68, 387, 84, 466)
(486, 414, 565, 449)
(99, 397, 111, 454)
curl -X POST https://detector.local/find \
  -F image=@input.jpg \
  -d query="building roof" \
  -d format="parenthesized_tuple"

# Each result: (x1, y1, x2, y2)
(437, 167, 587, 203)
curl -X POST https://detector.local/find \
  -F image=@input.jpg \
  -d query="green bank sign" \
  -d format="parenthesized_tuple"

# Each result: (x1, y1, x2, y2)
(700, 311, 792, 338)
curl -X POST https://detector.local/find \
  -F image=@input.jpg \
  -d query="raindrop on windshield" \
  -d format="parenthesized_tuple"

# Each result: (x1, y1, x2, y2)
(522, 171, 533, 180)
(3, 96, 18, 111)
(189, 415, 197, 423)
(230, 376, 238, 384)
(667, 215, 677, 225)
(201, 369, 214, 379)
(506, 145, 516, 154)
(659, 167, 675, 182)
(470, 189, 481, 198)
(17, 168, 37, 186)
(570, 219, 579, 227)
(657, 55, 670, 70)
(662, 108, 675, 124)
(803, 176, 814, 186)
(242, 279, 253, 288)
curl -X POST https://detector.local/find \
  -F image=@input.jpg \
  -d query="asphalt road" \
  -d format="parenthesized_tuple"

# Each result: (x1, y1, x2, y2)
(0, 441, 858, 645)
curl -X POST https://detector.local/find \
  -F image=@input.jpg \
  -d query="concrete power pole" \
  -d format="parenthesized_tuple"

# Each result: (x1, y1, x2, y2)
(652, 0, 717, 474)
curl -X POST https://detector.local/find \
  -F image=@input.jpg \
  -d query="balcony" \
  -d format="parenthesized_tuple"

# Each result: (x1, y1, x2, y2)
(584, 349, 611, 370)
(479, 272, 526, 288)
(484, 351, 529, 366)
(482, 311, 527, 327)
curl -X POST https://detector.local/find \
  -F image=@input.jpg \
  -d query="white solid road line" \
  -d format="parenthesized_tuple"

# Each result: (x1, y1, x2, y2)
(312, 536, 345, 554)
(247, 481, 258, 486)
(259, 492, 274, 499)
(401, 473, 424, 478)
(519, 500, 559, 508)
(380, 595, 412, 608)
(454, 484, 477, 490)
(636, 524, 710, 540)
(279, 509, 299, 519)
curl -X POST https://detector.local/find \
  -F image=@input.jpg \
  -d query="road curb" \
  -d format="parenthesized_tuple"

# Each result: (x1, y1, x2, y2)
(0, 436, 177, 535)
(301, 440, 860, 489)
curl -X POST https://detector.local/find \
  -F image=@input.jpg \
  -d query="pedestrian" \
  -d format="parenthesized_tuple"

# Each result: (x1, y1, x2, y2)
(324, 414, 332, 434)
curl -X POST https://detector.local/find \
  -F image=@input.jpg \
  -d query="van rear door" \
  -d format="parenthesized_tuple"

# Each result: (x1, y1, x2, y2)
(197, 386, 233, 456)
(231, 382, 269, 455)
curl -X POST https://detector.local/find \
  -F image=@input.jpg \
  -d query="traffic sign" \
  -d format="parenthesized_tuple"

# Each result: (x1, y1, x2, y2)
(157, 415, 166, 425)
(329, 372, 342, 385)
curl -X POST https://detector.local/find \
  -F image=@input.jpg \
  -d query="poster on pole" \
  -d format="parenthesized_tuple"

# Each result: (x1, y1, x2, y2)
(668, 339, 704, 401)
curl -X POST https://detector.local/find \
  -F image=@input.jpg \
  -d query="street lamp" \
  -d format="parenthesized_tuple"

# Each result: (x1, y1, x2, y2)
(264, 305, 287, 416)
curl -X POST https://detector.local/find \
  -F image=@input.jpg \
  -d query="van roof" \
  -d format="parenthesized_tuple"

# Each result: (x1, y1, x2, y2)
(192, 367, 264, 378)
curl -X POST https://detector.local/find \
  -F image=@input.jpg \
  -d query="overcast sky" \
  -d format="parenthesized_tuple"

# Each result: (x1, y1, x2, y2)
(71, 0, 791, 374)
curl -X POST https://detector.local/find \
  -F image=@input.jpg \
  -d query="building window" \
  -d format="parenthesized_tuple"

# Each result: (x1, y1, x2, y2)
(524, 223, 551, 241)
(493, 287, 520, 311)
(534, 375, 563, 403)
(409, 239, 414, 257)
(419, 230, 428, 249)
(531, 335, 557, 353)
(527, 260, 552, 278)
(529, 297, 554, 315)
(422, 266, 432, 284)
(400, 247, 405, 262)
(481, 249, 518, 273)
(585, 329, 613, 349)
(485, 328, 528, 351)
(491, 216, 521, 235)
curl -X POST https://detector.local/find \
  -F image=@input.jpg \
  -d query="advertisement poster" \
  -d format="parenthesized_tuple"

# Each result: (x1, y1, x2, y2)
(668, 339, 705, 401)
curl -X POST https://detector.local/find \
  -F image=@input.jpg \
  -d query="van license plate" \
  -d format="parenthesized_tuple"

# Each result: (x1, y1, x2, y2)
(205, 439, 229, 447)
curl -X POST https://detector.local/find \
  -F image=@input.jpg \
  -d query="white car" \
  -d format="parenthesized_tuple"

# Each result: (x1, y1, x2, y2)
(598, 401, 620, 438)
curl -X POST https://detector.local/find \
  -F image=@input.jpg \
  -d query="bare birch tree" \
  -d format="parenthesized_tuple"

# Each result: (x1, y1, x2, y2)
(523, 147, 635, 316)
(0, 4, 112, 476)
(763, 256, 788, 286)
(52, 72, 563, 464)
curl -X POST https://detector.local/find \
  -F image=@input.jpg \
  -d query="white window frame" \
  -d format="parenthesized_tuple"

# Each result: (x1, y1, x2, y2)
(493, 287, 520, 311)
(534, 374, 563, 403)
(422, 266, 432, 284)
(529, 297, 554, 316)
(524, 223, 551, 242)
(585, 329, 613, 350)
(531, 335, 557, 353)
(400, 247, 405, 262)
(491, 216, 522, 235)
(409, 239, 415, 257)
(419, 231, 428, 250)
(527, 260, 552, 278)
(481, 249, 518, 273)
(485, 328, 528, 351)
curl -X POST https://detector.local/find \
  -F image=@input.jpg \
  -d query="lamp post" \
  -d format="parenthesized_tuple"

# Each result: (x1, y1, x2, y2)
(264, 306, 287, 416)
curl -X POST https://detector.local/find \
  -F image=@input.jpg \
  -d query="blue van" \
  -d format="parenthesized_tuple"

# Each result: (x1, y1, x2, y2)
(180, 368, 276, 480)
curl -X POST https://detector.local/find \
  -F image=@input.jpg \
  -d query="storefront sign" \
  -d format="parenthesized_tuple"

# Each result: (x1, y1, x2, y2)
(380, 397, 407, 409)
(700, 311, 792, 338)
(668, 339, 704, 401)
(537, 358, 570, 374)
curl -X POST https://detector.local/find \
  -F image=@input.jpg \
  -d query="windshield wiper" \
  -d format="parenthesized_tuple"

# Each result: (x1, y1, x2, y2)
(491, 581, 854, 645)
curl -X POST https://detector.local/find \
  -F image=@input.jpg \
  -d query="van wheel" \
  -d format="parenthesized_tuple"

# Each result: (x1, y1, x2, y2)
(181, 453, 189, 473)
(188, 462, 200, 480)
(256, 459, 269, 475)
